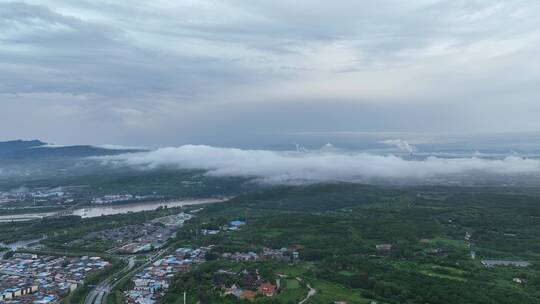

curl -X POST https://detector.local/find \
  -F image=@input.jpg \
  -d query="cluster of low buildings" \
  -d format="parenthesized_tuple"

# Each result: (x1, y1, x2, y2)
(201, 220, 246, 236)
(480, 260, 530, 268)
(0, 191, 24, 205)
(466, 232, 532, 268)
(221, 247, 299, 263)
(78, 212, 192, 253)
(0, 253, 109, 303)
(30, 190, 65, 199)
(124, 247, 209, 304)
(123, 218, 259, 303)
(0, 187, 69, 205)
(375, 244, 393, 252)
(220, 269, 277, 300)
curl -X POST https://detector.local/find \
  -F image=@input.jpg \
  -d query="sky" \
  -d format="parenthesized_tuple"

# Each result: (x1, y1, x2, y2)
(2, 0, 540, 148)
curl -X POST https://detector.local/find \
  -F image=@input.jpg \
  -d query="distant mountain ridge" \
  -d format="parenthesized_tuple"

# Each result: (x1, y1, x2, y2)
(0, 139, 47, 154)
(0, 139, 143, 159)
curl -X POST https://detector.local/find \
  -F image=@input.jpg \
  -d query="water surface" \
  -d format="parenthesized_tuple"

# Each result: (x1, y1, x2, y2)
(0, 197, 227, 222)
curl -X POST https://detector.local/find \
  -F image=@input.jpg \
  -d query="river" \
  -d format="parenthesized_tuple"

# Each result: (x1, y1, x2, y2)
(0, 197, 228, 222)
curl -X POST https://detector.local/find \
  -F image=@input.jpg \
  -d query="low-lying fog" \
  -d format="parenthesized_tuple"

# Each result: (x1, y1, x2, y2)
(2, 138, 540, 186)
(96, 144, 540, 186)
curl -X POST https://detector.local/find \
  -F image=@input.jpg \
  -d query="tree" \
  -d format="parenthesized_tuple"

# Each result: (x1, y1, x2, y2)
(3, 251, 14, 259)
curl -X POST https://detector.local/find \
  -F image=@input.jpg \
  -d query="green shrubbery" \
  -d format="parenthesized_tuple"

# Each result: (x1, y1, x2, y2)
(164, 184, 540, 304)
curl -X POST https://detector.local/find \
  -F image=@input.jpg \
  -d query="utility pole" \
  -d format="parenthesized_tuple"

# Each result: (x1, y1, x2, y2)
(183, 291, 186, 304)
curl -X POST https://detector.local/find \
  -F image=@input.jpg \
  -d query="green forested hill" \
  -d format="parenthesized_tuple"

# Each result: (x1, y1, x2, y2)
(164, 183, 540, 304)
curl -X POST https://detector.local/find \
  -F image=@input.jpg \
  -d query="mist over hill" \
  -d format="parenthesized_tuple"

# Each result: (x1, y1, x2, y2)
(97, 144, 540, 186)
(2, 139, 540, 188)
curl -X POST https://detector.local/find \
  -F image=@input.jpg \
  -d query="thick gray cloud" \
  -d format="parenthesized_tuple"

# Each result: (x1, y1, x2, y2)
(98, 145, 540, 184)
(1, 0, 540, 146)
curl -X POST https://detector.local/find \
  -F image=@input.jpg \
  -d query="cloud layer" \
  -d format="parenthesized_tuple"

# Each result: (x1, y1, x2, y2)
(2, 1, 540, 145)
(99, 145, 540, 184)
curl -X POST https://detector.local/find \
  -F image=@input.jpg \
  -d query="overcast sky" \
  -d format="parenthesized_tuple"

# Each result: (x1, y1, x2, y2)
(1, 0, 540, 147)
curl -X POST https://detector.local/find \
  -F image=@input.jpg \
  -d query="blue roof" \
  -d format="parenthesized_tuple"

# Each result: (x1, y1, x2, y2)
(230, 220, 246, 226)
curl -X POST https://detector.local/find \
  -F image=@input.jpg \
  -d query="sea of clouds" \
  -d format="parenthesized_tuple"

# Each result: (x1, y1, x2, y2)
(97, 145, 540, 184)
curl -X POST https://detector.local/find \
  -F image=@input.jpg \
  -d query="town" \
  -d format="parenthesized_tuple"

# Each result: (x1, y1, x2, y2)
(71, 212, 193, 253)
(0, 204, 280, 304)
(125, 247, 208, 304)
(0, 253, 109, 303)
(0, 186, 163, 212)
(123, 223, 297, 304)
(0, 187, 73, 208)
(0, 208, 200, 304)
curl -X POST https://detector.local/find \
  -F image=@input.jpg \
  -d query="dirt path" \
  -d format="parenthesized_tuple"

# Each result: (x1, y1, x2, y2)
(296, 277, 316, 304)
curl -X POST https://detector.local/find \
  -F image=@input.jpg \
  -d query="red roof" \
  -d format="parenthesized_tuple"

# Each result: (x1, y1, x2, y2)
(258, 283, 276, 295)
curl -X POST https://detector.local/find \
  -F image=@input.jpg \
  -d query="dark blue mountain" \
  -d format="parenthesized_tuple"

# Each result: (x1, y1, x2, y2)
(0, 139, 46, 154)
(0, 140, 143, 159)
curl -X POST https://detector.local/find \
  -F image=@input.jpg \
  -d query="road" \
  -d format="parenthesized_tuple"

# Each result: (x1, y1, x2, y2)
(84, 249, 168, 304)
(297, 277, 316, 304)
(84, 256, 136, 304)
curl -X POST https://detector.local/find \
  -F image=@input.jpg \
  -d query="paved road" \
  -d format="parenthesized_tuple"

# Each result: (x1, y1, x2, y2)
(85, 249, 168, 304)
(84, 291, 98, 304)
(84, 256, 136, 304)
(84, 272, 113, 304)
(94, 288, 105, 304)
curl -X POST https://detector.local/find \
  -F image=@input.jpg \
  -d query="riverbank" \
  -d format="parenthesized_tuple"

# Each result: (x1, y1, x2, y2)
(0, 197, 229, 222)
